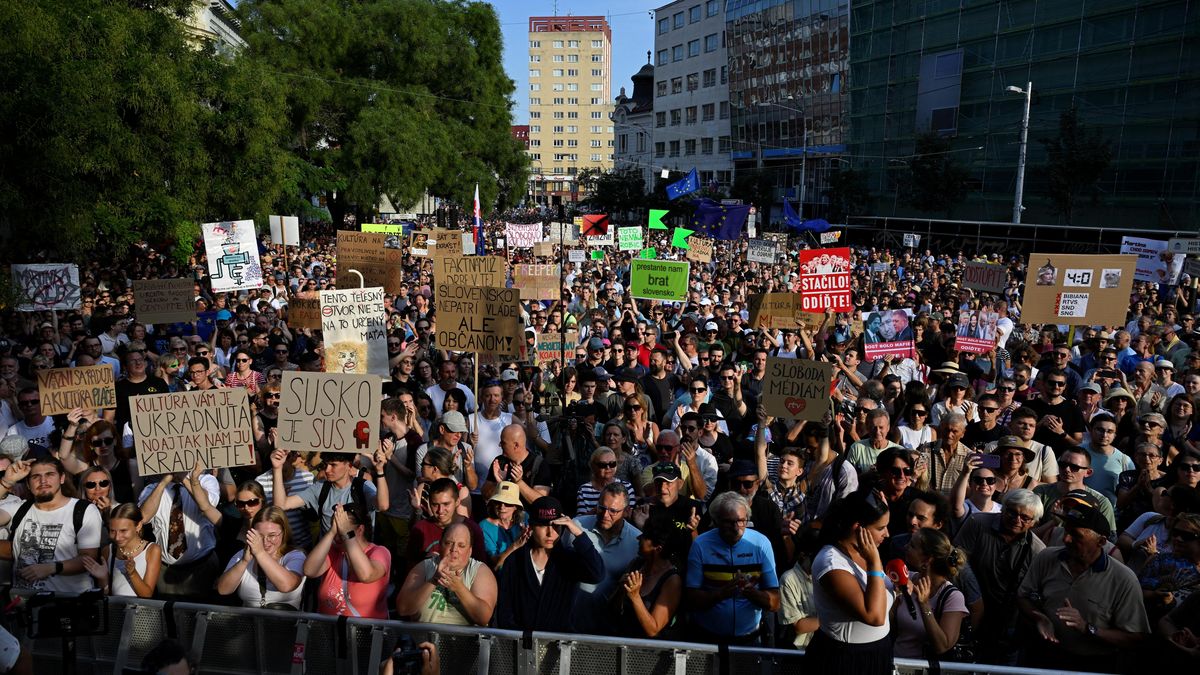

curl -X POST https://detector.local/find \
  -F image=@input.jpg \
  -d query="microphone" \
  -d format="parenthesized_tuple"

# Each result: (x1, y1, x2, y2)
(885, 558, 918, 620)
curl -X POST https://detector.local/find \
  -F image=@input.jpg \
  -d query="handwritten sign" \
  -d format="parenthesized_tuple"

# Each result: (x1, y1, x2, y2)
(798, 248, 852, 312)
(762, 357, 832, 422)
(512, 264, 560, 301)
(434, 254, 504, 288)
(1021, 253, 1136, 325)
(133, 279, 195, 325)
(619, 226, 644, 251)
(132, 389, 255, 475)
(505, 223, 541, 248)
(536, 331, 578, 365)
(533, 242, 556, 257)
(435, 284, 522, 355)
(547, 222, 580, 244)
(337, 230, 402, 294)
(277, 372, 381, 456)
(288, 292, 321, 329)
(321, 287, 389, 377)
(11, 263, 81, 312)
(37, 365, 116, 416)
(748, 293, 798, 330)
(202, 220, 263, 293)
(747, 239, 777, 264)
(686, 237, 713, 263)
(963, 262, 1008, 295)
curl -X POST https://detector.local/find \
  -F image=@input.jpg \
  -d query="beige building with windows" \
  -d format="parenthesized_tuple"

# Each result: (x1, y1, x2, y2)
(527, 16, 612, 206)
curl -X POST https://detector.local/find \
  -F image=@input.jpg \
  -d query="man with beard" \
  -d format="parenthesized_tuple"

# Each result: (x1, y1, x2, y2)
(0, 458, 102, 592)
(640, 349, 678, 428)
(425, 360, 476, 415)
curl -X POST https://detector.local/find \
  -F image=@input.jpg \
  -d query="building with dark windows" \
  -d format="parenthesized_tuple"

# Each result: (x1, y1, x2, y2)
(848, 0, 1199, 228)
(726, 0, 850, 220)
(612, 58, 657, 192)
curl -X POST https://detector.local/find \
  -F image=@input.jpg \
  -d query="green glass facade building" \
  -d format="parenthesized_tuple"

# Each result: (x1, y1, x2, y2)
(848, 0, 1199, 228)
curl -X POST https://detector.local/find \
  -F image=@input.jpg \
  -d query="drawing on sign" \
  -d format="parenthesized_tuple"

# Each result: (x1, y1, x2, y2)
(321, 287, 389, 377)
(37, 365, 117, 416)
(410, 232, 430, 256)
(132, 389, 255, 475)
(1100, 269, 1122, 289)
(11, 264, 81, 312)
(278, 372, 381, 455)
(202, 220, 263, 293)
(762, 357, 832, 422)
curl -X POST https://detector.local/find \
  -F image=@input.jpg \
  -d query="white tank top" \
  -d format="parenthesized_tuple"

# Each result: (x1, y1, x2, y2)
(110, 542, 151, 598)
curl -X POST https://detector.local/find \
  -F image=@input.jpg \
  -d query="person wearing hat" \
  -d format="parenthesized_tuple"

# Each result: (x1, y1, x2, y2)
(1032, 447, 1117, 537)
(1154, 358, 1186, 399)
(414, 411, 476, 490)
(495, 495, 604, 631)
(1158, 323, 1191, 371)
(931, 372, 978, 427)
(1080, 414, 1134, 508)
(479, 481, 524, 568)
(630, 455, 703, 542)
(561, 483, 643, 634)
(986, 434, 1040, 497)
(1017, 494, 1149, 671)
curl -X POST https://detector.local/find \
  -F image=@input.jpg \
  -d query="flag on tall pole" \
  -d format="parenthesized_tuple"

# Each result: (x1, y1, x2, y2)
(472, 184, 486, 255)
(665, 168, 700, 200)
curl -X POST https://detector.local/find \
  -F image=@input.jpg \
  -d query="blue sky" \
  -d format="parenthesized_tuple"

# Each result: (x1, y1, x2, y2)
(492, 1, 657, 122)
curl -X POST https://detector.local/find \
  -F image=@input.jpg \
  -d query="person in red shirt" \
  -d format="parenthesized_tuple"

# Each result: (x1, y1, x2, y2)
(405, 478, 489, 574)
(302, 503, 390, 619)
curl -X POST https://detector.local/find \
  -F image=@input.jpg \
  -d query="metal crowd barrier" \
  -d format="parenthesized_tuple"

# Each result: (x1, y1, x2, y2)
(29, 596, 1110, 675)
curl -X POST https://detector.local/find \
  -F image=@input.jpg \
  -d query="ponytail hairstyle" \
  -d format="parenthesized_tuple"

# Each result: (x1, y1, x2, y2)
(911, 527, 967, 578)
(818, 489, 890, 546)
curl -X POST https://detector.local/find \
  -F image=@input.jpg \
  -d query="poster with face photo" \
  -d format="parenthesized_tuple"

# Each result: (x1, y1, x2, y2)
(860, 308, 915, 360)
(954, 309, 1000, 354)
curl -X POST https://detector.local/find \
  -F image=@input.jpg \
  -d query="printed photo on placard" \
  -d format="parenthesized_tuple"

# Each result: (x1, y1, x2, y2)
(861, 309, 915, 361)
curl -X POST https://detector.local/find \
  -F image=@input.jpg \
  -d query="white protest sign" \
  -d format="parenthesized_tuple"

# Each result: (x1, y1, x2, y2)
(202, 220, 263, 293)
(269, 215, 300, 246)
(1121, 236, 1184, 284)
(747, 239, 777, 264)
(278, 372, 382, 455)
(320, 287, 389, 377)
(820, 231, 841, 244)
(618, 226, 644, 251)
(132, 388, 255, 475)
(11, 263, 81, 311)
(505, 223, 541, 248)
(587, 231, 614, 247)
(903, 233, 921, 248)
(1168, 238, 1200, 255)
(568, 249, 586, 263)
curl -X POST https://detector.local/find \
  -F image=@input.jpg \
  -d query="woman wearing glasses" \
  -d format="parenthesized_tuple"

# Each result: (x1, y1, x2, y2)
(186, 468, 267, 566)
(225, 351, 265, 395)
(153, 356, 184, 392)
(896, 395, 937, 451)
(950, 459, 1003, 526)
(574, 448, 636, 517)
(217, 507, 305, 610)
(68, 420, 138, 505)
(79, 466, 117, 548)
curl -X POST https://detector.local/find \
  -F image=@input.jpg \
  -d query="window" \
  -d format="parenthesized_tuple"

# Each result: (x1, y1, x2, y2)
(551, 69, 562, 77)
(552, 84, 563, 91)
(685, 107, 697, 124)
(553, 139, 564, 147)
(530, 40, 540, 48)
(670, 109, 681, 126)
(591, 40, 602, 48)
(591, 69, 603, 77)
(718, 170, 731, 184)
(566, 125, 578, 133)
(656, 112, 666, 127)
(657, 49, 668, 66)
(703, 69, 716, 87)
(707, 0, 720, 16)
(553, 54, 563, 62)
(701, 138, 714, 154)
(531, 153, 541, 160)
(529, 69, 540, 77)
(931, 107, 959, 134)
(591, 140, 602, 147)
(655, 142, 666, 158)
(590, 54, 603, 62)
(567, 84, 578, 91)
(590, 110, 603, 117)
(552, 112, 564, 119)
(530, 111, 540, 119)
(567, 40, 579, 48)
(689, 6, 701, 22)
(567, 98, 579, 105)
(529, 83, 540, 91)
(686, 73, 698, 91)
(567, 54, 578, 63)
(530, 97, 541, 105)
(702, 103, 715, 121)
(669, 140, 680, 156)
(591, 126, 602, 133)
(718, 136, 731, 153)
(670, 77, 683, 94)
(672, 45, 684, 61)
(567, 69, 578, 77)
(552, 40, 563, 48)
(530, 55, 540, 63)
(637, 133, 647, 152)
(658, 18, 670, 34)
(567, 111, 578, 118)
(530, 125, 541, 133)
(720, 66, 727, 84)
(567, 140, 577, 147)
(553, 97, 564, 104)
(657, 81, 668, 97)
(719, 101, 729, 119)
(553, 126, 564, 133)
(688, 40, 700, 57)
(705, 33, 719, 52)
(591, 154, 603, 162)
(673, 12, 684, 28)
(590, 83, 603, 91)
(530, 140, 540, 147)
(685, 139, 696, 155)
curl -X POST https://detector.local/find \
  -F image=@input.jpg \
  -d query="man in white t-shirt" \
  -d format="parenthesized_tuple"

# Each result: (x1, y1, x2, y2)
(470, 383, 512, 485)
(5, 388, 57, 451)
(0, 458, 102, 593)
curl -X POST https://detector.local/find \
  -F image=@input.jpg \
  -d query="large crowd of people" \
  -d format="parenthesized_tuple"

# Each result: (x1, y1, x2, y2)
(0, 215, 1198, 674)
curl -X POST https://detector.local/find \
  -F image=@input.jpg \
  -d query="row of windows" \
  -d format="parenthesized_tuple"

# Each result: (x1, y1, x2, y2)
(656, 67, 728, 96)
(529, 83, 606, 92)
(655, 33, 722, 65)
(529, 125, 613, 133)
(654, 102, 729, 126)
(530, 39, 605, 49)
(529, 53, 604, 63)
(652, 136, 731, 157)
(529, 98, 607, 108)
(657, 1, 721, 34)
(527, 153, 613, 162)
(529, 69, 605, 77)
(535, 139, 616, 148)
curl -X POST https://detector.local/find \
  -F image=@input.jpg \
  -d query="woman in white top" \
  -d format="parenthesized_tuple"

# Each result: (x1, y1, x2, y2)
(806, 490, 894, 675)
(950, 462, 1003, 526)
(83, 503, 161, 598)
(217, 506, 305, 609)
(892, 528, 968, 659)
(897, 399, 937, 450)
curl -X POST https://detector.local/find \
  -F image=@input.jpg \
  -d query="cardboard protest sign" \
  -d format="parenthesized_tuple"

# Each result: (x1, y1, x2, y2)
(505, 223, 541, 248)
(686, 236, 713, 263)
(321, 287, 389, 377)
(547, 222, 580, 244)
(747, 293, 799, 330)
(12, 263, 81, 312)
(409, 231, 430, 256)
(132, 389, 255, 475)
(963, 261, 1008, 294)
(629, 260, 690, 301)
(435, 284, 522, 355)
(798, 248, 852, 312)
(269, 215, 300, 246)
(861, 309, 916, 360)
(202, 220, 263, 293)
(36, 365, 116, 416)
(953, 309, 1000, 354)
(277, 372, 382, 456)
(618, 226, 644, 251)
(337, 230, 402, 294)
(533, 242, 556, 257)
(1021, 253, 1137, 325)
(1121, 236, 1184, 285)
(512, 264, 560, 301)
(747, 239, 777, 264)
(762, 357, 832, 422)
(568, 249, 586, 263)
(133, 278, 195, 325)
(288, 292, 321, 329)
(536, 331, 578, 365)
(362, 223, 407, 235)
(434, 254, 504, 287)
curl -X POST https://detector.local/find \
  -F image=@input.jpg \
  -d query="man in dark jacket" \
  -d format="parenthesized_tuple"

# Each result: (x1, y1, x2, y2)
(495, 496, 605, 631)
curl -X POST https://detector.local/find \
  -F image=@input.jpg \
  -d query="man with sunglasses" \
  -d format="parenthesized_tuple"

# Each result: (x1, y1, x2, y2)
(560, 483, 641, 635)
(1023, 368, 1086, 448)
(6, 388, 56, 451)
(1032, 448, 1116, 537)
(964, 393, 1006, 451)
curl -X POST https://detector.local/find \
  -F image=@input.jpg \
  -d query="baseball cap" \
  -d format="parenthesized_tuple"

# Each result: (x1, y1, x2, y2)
(1061, 495, 1110, 535)
(613, 369, 640, 384)
(651, 462, 682, 482)
(592, 366, 612, 381)
(1078, 383, 1102, 395)
(704, 321, 719, 331)
(500, 369, 519, 382)
(216, 309, 233, 321)
(946, 373, 970, 389)
(440, 411, 469, 433)
(587, 337, 605, 351)
(528, 496, 564, 525)
(728, 459, 757, 479)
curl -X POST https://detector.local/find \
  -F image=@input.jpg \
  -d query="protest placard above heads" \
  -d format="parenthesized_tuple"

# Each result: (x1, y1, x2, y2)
(629, 260, 690, 302)
(798, 247, 852, 313)
(37, 365, 116, 417)
(1021, 253, 1136, 326)
(862, 308, 916, 360)
(337, 230, 403, 294)
(277, 372, 382, 456)
(747, 239, 777, 264)
(12, 263, 81, 312)
(434, 253, 504, 288)
(269, 215, 300, 246)
(202, 220, 263, 293)
(1120, 236, 1184, 285)
(435, 284, 522, 356)
(321, 287, 389, 377)
(762, 357, 832, 422)
(133, 278, 195, 325)
(963, 261, 1009, 295)
(685, 236, 713, 263)
(132, 388, 256, 476)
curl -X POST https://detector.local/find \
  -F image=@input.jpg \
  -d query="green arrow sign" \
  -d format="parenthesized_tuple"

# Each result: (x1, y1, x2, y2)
(639, 247, 657, 259)
(671, 227, 694, 249)
(649, 209, 669, 230)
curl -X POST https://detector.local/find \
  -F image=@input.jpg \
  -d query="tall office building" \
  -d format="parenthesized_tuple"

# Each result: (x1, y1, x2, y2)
(528, 16, 613, 206)
(612, 59, 657, 192)
(651, 0, 734, 190)
(849, 0, 1199, 227)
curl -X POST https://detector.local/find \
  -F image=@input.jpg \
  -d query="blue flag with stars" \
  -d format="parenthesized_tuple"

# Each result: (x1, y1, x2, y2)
(689, 198, 751, 241)
(665, 168, 699, 200)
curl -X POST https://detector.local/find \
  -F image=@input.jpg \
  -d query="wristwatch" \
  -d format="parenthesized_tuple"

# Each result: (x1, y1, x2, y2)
(1086, 622, 1098, 637)
(344, 530, 356, 540)
(54, 561, 64, 575)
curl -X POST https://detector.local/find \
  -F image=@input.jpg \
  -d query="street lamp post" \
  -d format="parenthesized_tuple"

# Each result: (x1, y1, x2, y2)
(1006, 82, 1032, 224)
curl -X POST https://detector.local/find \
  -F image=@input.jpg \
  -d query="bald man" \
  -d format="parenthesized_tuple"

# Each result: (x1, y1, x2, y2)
(482, 424, 553, 505)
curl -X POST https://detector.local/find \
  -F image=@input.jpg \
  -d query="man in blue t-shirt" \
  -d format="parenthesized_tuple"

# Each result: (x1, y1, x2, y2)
(684, 492, 780, 645)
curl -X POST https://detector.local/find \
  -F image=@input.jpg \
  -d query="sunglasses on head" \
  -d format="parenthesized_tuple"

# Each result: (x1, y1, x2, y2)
(84, 480, 111, 490)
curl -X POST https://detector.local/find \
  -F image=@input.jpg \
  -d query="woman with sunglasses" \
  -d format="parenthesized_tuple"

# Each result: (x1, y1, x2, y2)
(601, 421, 648, 491)
(950, 459, 1003, 525)
(481, 482, 526, 569)
(896, 396, 937, 451)
(988, 435, 1040, 498)
(83, 503, 161, 599)
(186, 466, 266, 566)
(575, 448, 636, 517)
(1164, 394, 1199, 459)
(619, 395, 659, 462)
(225, 350, 265, 395)
(930, 374, 977, 427)
(71, 420, 138, 505)
(1136, 511, 1200, 623)
(1165, 449, 1200, 490)
(411, 447, 471, 519)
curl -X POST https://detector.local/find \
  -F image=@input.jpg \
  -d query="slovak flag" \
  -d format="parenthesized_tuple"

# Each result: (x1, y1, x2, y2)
(473, 183, 486, 255)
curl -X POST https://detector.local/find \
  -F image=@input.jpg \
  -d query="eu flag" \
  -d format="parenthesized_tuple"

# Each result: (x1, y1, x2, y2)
(666, 168, 699, 201)
(689, 198, 751, 241)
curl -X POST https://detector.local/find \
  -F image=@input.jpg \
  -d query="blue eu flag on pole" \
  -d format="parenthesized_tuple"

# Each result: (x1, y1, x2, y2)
(665, 168, 699, 201)
(689, 198, 751, 241)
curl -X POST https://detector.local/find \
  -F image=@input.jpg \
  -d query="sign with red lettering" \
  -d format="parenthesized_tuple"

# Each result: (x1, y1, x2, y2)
(798, 247, 852, 313)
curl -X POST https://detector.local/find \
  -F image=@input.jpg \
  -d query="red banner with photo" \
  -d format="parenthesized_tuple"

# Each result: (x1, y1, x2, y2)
(798, 247, 853, 313)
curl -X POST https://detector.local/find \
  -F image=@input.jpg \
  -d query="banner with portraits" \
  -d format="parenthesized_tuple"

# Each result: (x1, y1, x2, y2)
(953, 309, 1000, 354)
(861, 308, 915, 360)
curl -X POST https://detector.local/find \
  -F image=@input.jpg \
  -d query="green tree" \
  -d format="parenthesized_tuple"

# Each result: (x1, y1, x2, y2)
(238, 0, 528, 226)
(0, 0, 292, 261)
(578, 168, 646, 217)
(898, 133, 970, 215)
(1037, 106, 1112, 224)
(823, 168, 870, 223)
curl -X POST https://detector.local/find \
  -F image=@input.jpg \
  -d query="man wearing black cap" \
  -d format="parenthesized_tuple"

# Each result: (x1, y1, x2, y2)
(495, 496, 604, 631)
(630, 460, 702, 548)
(1017, 497, 1149, 671)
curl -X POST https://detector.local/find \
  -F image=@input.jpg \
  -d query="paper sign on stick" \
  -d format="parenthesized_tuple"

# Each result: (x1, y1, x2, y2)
(321, 287, 389, 377)
(362, 223, 407, 235)
(277, 372, 382, 455)
(133, 279, 195, 325)
(536, 331, 578, 365)
(435, 284, 522, 356)
(269, 215, 300, 246)
(963, 262, 1008, 295)
(337, 230, 402, 294)
(12, 263, 81, 312)
(37, 365, 116, 417)
(748, 293, 799, 330)
(288, 292, 321, 329)
(747, 239, 777, 264)
(953, 310, 1000, 354)
(568, 249, 586, 263)
(132, 389, 255, 475)
(409, 232, 430, 256)
(762, 357, 832, 422)
(630, 260, 690, 301)
(1021, 253, 1136, 325)
(202, 221, 263, 293)
(533, 242, 555, 257)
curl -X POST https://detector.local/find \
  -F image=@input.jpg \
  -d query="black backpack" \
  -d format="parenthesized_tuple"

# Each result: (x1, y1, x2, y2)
(7, 499, 90, 542)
